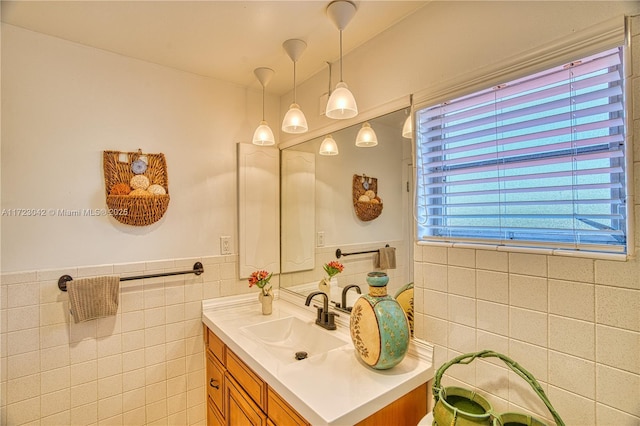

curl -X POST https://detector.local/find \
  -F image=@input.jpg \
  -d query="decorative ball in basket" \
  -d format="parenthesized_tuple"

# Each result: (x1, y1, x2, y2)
(432, 350, 565, 426)
(103, 150, 170, 226)
(349, 272, 410, 370)
(353, 174, 383, 221)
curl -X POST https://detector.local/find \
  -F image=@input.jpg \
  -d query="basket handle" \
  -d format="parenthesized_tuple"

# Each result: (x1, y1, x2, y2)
(432, 350, 565, 426)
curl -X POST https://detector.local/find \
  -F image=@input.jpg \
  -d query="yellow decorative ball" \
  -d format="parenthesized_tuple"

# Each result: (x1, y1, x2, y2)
(130, 175, 150, 190)
(365, 190, 376, 199)
(129, 188, 152, 197)
(147, 184, 166, 195)
(358, 194, 371, 202)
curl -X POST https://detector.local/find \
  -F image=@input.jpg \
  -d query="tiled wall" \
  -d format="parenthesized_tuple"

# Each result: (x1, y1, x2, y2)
(0, 255, 249, 425)
(412, 16, 640, 426)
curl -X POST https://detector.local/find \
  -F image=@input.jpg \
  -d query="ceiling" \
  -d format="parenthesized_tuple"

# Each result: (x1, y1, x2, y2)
(1, 1, 428, 95)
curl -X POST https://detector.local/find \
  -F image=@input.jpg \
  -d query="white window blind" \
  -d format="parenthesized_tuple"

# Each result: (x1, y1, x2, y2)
(415, 47, 627, 253)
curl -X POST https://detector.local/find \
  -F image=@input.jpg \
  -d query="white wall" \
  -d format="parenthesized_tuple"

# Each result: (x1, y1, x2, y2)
(286, 2, 640, 425)
(1, 24, 279, 273)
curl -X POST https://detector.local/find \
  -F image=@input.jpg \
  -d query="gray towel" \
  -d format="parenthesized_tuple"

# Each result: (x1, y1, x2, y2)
(375, 247, 396, 270)
(68, 276, 120, 323)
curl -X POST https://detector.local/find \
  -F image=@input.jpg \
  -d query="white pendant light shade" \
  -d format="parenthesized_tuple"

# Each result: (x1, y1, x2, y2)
(252, 121, 275, 146)
(355, 122, 378, 147)
(252, 67, 275, 146)
(402, 114, 413, 138)
(282, 39, 309, 134)
(326, 82, 358, 119)
(325, 0, 358, 120)
(319, 135, 339, 156)
(282, 103, 308, 133)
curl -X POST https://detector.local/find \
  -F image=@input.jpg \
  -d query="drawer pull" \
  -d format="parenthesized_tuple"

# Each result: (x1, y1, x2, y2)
(210, 378, 220, 390)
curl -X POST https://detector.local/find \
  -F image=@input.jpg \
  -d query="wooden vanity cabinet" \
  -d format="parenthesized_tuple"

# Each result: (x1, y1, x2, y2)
(204, 325, 427, 426)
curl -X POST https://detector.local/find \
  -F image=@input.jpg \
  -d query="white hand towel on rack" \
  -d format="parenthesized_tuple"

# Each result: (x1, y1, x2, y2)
(67, 276, 120, 323)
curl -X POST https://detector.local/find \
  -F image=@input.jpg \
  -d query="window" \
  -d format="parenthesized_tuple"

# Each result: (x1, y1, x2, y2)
(415, 47, 627, 254)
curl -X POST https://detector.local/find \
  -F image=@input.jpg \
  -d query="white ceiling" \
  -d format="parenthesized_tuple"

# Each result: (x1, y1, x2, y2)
(1, 1, 428, 95)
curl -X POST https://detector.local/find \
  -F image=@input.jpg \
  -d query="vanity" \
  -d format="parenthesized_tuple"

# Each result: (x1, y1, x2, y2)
(201, 291, 434, 425)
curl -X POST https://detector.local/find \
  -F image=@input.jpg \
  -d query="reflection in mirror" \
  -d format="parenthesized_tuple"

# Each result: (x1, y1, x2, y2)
(280, 108, 413, 312)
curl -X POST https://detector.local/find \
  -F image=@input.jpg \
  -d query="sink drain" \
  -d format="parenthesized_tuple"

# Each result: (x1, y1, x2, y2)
(294, 351, 308, 360)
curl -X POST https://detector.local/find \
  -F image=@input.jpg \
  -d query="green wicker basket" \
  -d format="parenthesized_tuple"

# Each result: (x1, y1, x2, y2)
(432, 350, 565, 426)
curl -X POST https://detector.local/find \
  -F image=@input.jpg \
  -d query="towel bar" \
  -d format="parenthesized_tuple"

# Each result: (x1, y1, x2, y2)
(336, 244, 389, 259)
(58, 262, 204, 291)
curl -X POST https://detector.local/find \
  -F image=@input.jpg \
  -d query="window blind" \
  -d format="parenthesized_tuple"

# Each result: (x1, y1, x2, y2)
(415, 47, 626, 253)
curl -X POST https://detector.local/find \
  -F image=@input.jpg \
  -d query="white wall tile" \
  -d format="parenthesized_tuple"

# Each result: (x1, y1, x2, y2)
(448, 294, 475, 327)
(423, 263, 447, 291)
(98, 354, 123, 379)
(98, 393, 123, 421)
(7, 305, 39, 331)
(548, 256, 594, 283)
(509, 274, 547, 312)
(596, 325, 640, 374)
(7, 350, 40, 379)
(549, 350, 595, 399)
(123, 387, 146, 412)
(595, 258, 640, 290)
(477, 300, 508, 336)
(424, 316, 447, 346)
(596, 403, 640, 426)
(447, 266, 475, 297)
(596, 286, 640, 331)
(7, 328, 39, 356)
(547, 385, 595, 426)
(70, 360, 97, 387)
(98, 374, 123, 400)
(508, 371, 550, 420)
(41, 365, 70, 394)
(509, 340, 548, 383)
(5, 396, 40, 425)
(476, 249, 508, 272)
(447, 247, 475, 268)
(549, 315, 595, 360)
(424, 289, 447, 320)
(476, 359, 509, 400)
(70, 401, 97, 425)
(476, 270, 509, 304)
(448, 322, 476, 354)
(40, 388, 70, 417)
(40, 344, 70, 371)
(509, 307, 547, 347)
(549, 279, 595, 321)
(7, 373, 41, 404)
(509, 253, 547, 277)
(423, 245, 448, 264)
(596, 364, 640, 416)
(122, 368, 146, 393)
(7, 282, 40, 308)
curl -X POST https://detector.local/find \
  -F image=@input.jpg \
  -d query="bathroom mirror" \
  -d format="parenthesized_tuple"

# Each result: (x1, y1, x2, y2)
(279, 108, 414, 310)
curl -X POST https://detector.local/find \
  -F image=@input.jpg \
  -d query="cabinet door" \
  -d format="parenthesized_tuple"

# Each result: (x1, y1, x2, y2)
(226, 374, 267, 426)
(267, 386, 310, 426)
(206, 352, 225, 417)
(208, 400, 225, 426)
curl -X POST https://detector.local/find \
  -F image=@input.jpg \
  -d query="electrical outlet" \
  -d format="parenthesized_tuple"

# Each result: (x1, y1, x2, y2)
(317, 231, 325, 247)
(220, 236, 232, 255)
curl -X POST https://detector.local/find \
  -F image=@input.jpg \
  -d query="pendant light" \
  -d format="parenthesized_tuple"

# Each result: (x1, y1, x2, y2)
(252, 67, 276, 146)
(282, 39, 308, 134)
(325, 0, 358, 120)
(402, 106, 413, 139)
(355, 122, 378, 147)
(319, 135, 339, 156)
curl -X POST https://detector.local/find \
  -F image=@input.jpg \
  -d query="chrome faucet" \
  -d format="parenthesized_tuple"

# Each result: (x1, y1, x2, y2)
(305, 291, 337, 330)
(341, 284, 362, 312)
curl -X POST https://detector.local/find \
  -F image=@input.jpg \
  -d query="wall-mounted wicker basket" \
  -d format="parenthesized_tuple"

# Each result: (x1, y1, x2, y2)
(103, 150, 170, 226)
(352, 174, 383, 221)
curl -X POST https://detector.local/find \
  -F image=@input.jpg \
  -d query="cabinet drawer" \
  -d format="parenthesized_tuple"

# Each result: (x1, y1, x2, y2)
(207, 328, 226, 363)
(227, 349, 267, 411)
(267, 386, 310, 426)
(206, 352, 225, 416)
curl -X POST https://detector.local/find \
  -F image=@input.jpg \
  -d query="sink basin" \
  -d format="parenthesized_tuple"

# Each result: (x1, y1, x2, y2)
(241, 316, 349, 364)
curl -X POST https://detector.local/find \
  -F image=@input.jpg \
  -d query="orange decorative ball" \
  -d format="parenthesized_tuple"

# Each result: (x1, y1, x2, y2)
(109, 182, 131, 195)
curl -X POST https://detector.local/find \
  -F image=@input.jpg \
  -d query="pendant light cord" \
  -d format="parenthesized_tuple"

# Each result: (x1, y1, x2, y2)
(339, 30, 344, 83)
(262, 85, 265, 121)
(293, 61, 297, 103)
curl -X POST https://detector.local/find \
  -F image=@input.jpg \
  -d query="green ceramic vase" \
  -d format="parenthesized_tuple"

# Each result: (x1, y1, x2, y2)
(349, 272, 410, 369)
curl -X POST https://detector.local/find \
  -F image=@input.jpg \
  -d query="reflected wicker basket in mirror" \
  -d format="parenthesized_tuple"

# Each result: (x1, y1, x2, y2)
(103, 150, 170, 226)
(353, 174, 383, 221)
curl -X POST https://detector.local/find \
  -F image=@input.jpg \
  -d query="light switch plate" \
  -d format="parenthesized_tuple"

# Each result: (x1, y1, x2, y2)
(317, 231, 325, 247)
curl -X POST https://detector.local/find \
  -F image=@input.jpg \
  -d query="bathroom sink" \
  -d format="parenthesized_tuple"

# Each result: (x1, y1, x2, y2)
(241, 316, 349, 364)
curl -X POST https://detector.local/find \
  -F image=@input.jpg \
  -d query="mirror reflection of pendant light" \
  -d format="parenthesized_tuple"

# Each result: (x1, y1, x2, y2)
(402, 115, 412, 138)
(319, 135, 339, 156)
(252, 67, 276, 146)
(281, 39, 308, 134)
(355, 122, 378, 147)
(325, 0, 358, 120)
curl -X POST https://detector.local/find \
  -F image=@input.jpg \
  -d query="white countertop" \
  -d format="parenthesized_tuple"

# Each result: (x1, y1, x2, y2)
(202, 290, 434, 426)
